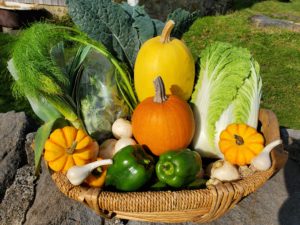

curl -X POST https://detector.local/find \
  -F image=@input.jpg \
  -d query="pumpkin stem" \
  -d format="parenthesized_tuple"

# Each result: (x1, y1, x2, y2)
(153, 76, 168, 103)
(67, 141, 77, 154)
(234, 135, 244, 145)
(160, 20, 175, 44)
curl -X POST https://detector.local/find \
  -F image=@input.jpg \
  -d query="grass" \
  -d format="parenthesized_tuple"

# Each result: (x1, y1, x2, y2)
(183, 0, 300, 129)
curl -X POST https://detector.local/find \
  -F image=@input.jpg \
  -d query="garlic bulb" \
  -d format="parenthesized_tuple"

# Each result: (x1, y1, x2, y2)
(209, 160, 240, 182)
(112, 118, 132, 139)
(99, 138, 117, 159)
(206, 178, 221, 186)
(115, 137, 137, 153)
(251, 139, 282, 171)
(67, 159, 113, 186)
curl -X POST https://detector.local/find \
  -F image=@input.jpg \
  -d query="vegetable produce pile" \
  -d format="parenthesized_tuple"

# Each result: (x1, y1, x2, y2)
(8, 0, 282, 192)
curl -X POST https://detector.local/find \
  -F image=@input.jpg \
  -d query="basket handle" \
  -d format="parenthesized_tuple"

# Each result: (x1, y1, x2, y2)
(259, 109, 288, 171)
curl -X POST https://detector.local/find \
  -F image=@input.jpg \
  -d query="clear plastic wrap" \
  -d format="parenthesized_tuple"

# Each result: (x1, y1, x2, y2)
(79, 50, 130, 141)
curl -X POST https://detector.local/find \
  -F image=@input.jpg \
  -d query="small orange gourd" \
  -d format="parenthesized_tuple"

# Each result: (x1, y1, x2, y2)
(44, 126, 99, 173)
(219, 124, 265, 166)
(85, 157, 108, 188)
(132, 76, 195, 156)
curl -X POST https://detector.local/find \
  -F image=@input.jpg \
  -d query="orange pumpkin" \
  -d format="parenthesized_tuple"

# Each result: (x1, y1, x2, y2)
(44, 126, 99, 173)
(132, 76, 195, 156)
(219, 124, 264, 166)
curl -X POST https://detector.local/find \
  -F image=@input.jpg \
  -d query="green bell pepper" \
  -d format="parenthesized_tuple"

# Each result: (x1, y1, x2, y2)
(156, 149, 202, 188)
(105, 145, 155, 191)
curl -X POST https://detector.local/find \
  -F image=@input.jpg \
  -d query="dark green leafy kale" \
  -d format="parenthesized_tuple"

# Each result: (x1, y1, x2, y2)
(67, 0, 140, 68)
(167, 8, 203, 39)
(121, 3, 164, 43)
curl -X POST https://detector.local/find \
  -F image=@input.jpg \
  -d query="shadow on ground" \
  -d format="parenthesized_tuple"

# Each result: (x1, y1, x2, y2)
(278, 129, 300, 225)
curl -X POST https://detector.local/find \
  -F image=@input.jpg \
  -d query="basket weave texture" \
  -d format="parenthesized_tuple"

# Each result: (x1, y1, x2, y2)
(51, 109, 288, 223)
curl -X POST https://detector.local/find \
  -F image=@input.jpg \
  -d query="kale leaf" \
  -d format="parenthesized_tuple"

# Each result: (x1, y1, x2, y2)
(121, 3, 164, 44)
(167, 8, 203, 39)
(67, 0, 140, 68)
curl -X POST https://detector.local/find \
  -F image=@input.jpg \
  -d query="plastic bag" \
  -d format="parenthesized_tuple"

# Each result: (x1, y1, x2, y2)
(79, 49, 130, 141)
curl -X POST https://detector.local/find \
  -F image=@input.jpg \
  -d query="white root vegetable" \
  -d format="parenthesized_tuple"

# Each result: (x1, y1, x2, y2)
(66, 159, 113, 186)
(115, 138, 137, 153)
(112, 118, 133, 139)
(209, 160, 240, 182)
(251, 139, 282, 171)
(127, 0, 139, 6)
(99, 139, 117, 159)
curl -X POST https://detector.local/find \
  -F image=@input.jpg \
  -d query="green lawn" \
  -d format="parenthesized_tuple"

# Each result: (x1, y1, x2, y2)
(183, 0, 300, 129)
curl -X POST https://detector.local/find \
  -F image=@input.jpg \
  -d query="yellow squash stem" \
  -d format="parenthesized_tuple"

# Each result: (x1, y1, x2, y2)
(160, 20, 175, 44)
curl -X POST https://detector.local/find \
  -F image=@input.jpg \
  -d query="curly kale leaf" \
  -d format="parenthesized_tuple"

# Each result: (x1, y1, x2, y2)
(167, 8, 203, 39)
(121, 3, 164, 44)
(67, 0, 140, 68)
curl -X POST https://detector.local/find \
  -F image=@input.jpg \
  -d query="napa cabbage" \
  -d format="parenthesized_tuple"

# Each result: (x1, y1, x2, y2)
(191, 42, 262, 158)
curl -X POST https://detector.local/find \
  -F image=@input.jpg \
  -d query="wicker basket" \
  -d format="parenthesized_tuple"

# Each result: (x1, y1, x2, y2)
(51, 109, 288, 223)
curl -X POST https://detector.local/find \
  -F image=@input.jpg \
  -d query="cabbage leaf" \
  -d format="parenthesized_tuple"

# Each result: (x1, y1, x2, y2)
(191, 42, 262, 158)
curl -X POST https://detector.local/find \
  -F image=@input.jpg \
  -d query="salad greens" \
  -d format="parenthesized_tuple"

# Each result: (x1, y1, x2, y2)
(191, 42, 262, 158)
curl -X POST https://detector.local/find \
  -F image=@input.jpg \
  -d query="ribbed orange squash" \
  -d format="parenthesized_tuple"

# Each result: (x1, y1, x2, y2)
(44, 126, 99, 173)
(132, 76, 195, 156)
(134, 20, 195, 101)
(219, 124, 265, 166)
